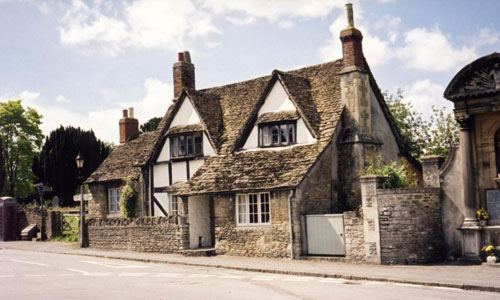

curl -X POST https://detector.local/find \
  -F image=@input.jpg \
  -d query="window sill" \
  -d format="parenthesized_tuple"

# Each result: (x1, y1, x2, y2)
(170, 155, 204, 162)
(107, 213, 122, 218)
(235, 224, 272, 229)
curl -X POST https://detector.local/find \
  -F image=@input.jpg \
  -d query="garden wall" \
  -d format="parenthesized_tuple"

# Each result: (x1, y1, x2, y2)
(87, 217, 189, 253)
(360, 175, 444, 264)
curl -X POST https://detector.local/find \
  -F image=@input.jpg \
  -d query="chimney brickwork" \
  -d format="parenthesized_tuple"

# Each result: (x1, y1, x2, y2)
(119, 107, 139, 143)
(340, 3, 364, 71)
(173, 51, 195, 99)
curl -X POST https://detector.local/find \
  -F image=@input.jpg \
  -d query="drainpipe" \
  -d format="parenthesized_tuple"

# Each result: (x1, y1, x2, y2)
(288, 189, 295, 259)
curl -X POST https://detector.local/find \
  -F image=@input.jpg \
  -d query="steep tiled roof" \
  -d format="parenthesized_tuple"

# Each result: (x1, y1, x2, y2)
(172, 60, 344, 195)
(256, 110, 299, 124)
(86, 131, 158, 183)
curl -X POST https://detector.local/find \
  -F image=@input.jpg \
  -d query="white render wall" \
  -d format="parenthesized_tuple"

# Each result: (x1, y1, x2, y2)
(153, 164, 169, 187)
(170, 96, 200, 127)
(153, 192, 170, 217)
(241, 81, 316, 150)
(188, 196, 212, 249)
(171, 161, 187, 183)
(189, 159, 204, 178)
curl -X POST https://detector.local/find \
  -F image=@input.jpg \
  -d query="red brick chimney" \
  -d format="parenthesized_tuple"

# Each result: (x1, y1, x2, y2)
(173, 51, 195, 99)
(339, 3, 364, 71)
(119, 107, 139, 143)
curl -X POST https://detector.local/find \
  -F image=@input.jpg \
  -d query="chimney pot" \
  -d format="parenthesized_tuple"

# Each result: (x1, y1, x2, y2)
(178, 52, 184, 62)
(129, 107, 134, 119)
(119, 108, 139, 143)
(122, 109, 128, 118)
(345, 4, 354, 28)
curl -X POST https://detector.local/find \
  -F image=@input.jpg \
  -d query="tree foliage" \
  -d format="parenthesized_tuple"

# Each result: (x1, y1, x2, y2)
(0, 138, 5, 194)
(140, 117, 161, 132)
(384, 90, 458, 159)
(120, 177, 138, 218)
(359, 156, 415, 189)
(39, 126, 112, 206)
(0, 100, 43, 197)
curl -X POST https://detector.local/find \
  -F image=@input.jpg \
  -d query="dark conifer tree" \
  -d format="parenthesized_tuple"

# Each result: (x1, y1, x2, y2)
(40, 126, 112, 206)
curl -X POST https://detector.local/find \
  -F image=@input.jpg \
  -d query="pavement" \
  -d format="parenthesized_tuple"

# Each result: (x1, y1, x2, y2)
(1, 241, 499, 293)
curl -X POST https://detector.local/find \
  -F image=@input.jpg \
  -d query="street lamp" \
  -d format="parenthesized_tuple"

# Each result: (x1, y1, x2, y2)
(76, 153, 86, 247)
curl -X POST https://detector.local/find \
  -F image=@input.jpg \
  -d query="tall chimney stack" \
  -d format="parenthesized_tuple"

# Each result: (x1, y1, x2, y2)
(173, 51, 195, 100)
(339, 4, 364, 71)
(119, 107, 139, 143)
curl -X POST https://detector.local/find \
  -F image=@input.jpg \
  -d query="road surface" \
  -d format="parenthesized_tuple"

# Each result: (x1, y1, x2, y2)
(0, 249, 497, 300)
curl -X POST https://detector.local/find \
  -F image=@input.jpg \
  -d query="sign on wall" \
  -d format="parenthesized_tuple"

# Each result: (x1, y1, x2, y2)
(486, 189, 500, 219)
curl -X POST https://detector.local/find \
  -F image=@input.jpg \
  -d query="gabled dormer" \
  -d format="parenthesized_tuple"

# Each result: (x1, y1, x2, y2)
(239, 71, 317, 151)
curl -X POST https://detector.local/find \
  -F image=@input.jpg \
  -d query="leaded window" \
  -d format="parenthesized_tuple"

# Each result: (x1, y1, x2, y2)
(259, 122, 296, 147)
(108, 187, 121, 214)
(170, 132, 203, 158)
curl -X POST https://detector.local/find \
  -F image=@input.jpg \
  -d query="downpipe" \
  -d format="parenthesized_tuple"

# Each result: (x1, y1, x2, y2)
(288, 189, 295, 259)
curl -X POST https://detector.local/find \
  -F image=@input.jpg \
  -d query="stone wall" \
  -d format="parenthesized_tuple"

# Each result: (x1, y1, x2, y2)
(360, 176, 444, 264)
(17, 205, 61, 239)
(89, 179, 145, 219)
(214, 192, 291, 258)
(377, 188, 444, 264)
(343, 211, 365, 262)
(87, 217, 189, 253)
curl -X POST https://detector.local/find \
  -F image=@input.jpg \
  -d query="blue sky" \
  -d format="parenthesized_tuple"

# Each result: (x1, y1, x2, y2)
(0, 0, 498, 143)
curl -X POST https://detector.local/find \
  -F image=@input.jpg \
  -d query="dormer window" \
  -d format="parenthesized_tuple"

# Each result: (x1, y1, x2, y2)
(170, 132, 203, 158)
(259, 121, 296, 147)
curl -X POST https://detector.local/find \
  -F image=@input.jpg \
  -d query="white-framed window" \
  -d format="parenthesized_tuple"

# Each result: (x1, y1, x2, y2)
(171, 196, 179, 216)
(108, 187, 121, 214)
(236, 193, 271, 226)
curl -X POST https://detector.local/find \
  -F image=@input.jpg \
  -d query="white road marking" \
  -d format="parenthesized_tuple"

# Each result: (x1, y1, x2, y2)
(395, 283, 424, 288)
(9, 259, 49, 267)
(189, 274, 216, 278)
(0, 275, 14, 278)
(363, 281, 386, 285)
(433, 286, 462, 291)
(55, 274, 76, 277)
(24, 274, 47, 277)
(118, 273, 149, 277)
(282, 277, 312, 282)
(218, 275, 245, 280)
(252, 276, 278, 281)
(81, 260, 148, 269)
(67, 268, 111, 276)
(154, 273, 184, 277)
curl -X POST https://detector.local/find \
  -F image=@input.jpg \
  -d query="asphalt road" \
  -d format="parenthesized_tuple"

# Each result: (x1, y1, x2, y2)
(0, 249, 498, 300)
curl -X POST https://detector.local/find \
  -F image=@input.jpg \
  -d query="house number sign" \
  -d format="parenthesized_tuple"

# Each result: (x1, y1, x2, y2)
(486, 189, 500, 219)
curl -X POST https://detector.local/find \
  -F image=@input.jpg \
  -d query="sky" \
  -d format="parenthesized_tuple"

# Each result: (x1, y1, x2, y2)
(0, 0, 499, 144)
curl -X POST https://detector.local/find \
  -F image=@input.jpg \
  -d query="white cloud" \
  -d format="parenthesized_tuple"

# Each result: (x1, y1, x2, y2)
(278, 21, 293, 29)
(474, 28, 500, 47)
(202, 0, 345, 21)
(225, 16, 255, 26)
(319, 11, 393, 67)
(402, 79, 452, 117)
(1, 78, 172, 143)
(58, 0, 219, 54)
(55, 95, 70, 104)
(397, 27, 477, 72)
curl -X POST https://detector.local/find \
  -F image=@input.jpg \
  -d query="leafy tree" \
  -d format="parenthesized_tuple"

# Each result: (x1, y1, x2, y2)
(40, 126, 112, 206)
(384, 90, 458, 159)
(140, 117, 161, 132)
(0, 138, 5, 194)
(0, 100, 43, 197)
(359, 156, 415, 189)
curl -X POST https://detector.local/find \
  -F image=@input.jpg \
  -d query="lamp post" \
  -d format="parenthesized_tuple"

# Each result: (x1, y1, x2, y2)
(76, 153, 86, 247)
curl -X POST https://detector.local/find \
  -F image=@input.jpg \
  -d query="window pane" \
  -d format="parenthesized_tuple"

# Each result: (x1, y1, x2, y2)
(194, 132, 203, 155)
(171, 137, 179, 157)
(280, 124, 288, 145)
(171, 197, 179, 215)
(271, 125, 279, 145)
(237, 195, 247, 224)
(179, 135, 186, 156)
(263, 126, 271, 146)
(117, 189, 121, 211)
(186, 134, 193, 155)
(260, 193, 270, 224)
(249, 194, 258, 223)
(288, 124, 295, 144)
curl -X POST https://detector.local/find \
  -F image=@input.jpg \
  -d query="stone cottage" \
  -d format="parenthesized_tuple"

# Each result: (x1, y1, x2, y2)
(86, 4, 420, 259)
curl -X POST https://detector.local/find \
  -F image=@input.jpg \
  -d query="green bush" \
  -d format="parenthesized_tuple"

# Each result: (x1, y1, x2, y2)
(120, 177, 138, 218)
(359, 157, 414, 189)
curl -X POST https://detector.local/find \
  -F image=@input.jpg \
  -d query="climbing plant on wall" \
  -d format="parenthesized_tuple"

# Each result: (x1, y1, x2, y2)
(120, 177, 138, 218)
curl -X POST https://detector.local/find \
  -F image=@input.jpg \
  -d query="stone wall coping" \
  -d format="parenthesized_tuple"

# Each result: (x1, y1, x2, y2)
(376, 187, 441, 195)
(422, 155, 446, 161)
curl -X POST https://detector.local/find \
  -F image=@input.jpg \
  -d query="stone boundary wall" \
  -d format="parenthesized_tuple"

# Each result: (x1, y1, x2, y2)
(377, 188, 444, 264)
(87, 217, 189, 253)
(343, 211, 365, 262)
(18, 205, 61, 239)
(360, 175, 444, 265)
